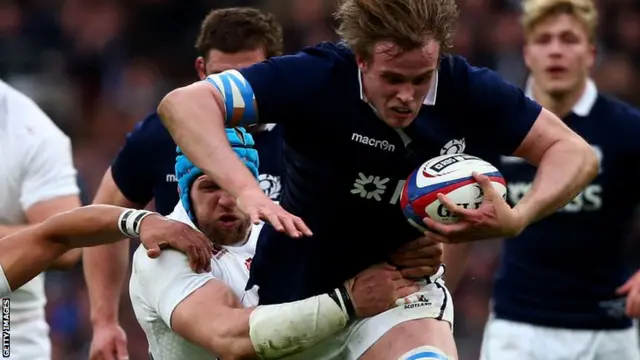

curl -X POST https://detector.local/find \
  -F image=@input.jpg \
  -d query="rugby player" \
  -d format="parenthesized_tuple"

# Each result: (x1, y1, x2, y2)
(157, 0, 599, 358)
(0, 79, 83, 360)
(83, 8, 286, 360)
(129, 139, 433, 360)
(482, 0, 640, 358)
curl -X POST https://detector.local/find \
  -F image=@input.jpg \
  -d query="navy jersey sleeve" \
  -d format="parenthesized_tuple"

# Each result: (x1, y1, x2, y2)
(462, 60, 542, 155)
(110, 113, 158, 205)
(203, 44, 340, 127)
(616, 106, 640, 157)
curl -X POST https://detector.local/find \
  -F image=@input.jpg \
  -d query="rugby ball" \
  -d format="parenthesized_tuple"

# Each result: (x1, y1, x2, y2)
(400, 154, 507, 232)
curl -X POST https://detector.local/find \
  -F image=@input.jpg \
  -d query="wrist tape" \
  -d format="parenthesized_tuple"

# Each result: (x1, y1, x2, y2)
(117, 209, 156, 238)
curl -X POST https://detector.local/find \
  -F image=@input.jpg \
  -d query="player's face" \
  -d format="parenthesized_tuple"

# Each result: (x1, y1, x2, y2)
(190, 176, 251, 246)
(524, 13, 595, 97)
(358, 40, 439, 128)
(195, 48, 267, 79)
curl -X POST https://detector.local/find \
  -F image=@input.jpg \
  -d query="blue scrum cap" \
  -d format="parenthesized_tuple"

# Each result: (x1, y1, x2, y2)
(175, 127, 259, 225)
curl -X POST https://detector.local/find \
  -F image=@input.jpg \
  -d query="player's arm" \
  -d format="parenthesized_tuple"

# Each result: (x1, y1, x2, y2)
(135, 249, 415, 359)
(158, 81, 259, 204)
(511, 108, 598, 226)
(0, 205, 155, 295)
(0, 205, 213, 298)
(0, 130, 84, 269)
(83, 118, 153, 329)
(468, 65, 598, 230)
(171, 280, 361, 360)
(157, 55, 322, 236)
(180, 268, 417, 359)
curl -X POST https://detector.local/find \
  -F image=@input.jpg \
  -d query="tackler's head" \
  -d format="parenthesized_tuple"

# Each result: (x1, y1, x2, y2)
(175, 127, 259, 246)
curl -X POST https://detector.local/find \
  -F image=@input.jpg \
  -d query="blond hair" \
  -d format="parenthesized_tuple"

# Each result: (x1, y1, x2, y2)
(522, 0, 598, 42)
(335, 0, 459, 60)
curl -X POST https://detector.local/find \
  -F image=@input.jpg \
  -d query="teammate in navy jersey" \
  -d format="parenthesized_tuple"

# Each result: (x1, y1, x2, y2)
(82, 8, 286, 360)
(158, 0, 598, 357)
(481, 1, 640, 359)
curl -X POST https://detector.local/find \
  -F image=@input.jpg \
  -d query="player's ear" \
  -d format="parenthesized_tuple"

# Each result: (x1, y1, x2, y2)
(587, 43, 597, 70)
(522, 44, 532, 70)
(195, 57, 207, 80)
(355, 53, 368, 72)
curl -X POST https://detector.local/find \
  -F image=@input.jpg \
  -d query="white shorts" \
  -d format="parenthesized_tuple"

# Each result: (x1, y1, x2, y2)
(481, 315, 640, 360)
(284, 266, 454, 360)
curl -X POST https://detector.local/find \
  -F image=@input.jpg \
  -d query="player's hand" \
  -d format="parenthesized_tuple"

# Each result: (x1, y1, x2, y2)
(138, 215, 213, 273)
(345, 263, 419, 318)
(422, 172, 525, 243)
(237, 188, 312, 238)
(616, 270, 640, 317)
(389, 235, 443, 279)
(89, 322, 128, 360)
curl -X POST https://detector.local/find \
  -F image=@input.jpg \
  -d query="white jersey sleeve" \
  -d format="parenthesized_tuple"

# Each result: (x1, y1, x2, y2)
(20, 132, 79, 210)
(130, 246, 213, 329)
(0, 81, 81, 211)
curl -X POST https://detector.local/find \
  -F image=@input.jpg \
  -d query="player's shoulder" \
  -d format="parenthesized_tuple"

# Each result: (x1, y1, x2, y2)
(0, 80, 68, 143)
(435, 54, 485, 102)
(239, 41, 356, 82)
(132, 245, 191, 276)
(595, 93, 640, 123)
(437, 54, 500, 88)
(128, 111, 172, 142)
(120, 111, 175, 158)
(299, 41, 356, 64)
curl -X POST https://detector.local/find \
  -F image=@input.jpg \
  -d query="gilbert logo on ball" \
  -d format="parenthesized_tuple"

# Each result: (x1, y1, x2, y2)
(400, 154, 507, 232)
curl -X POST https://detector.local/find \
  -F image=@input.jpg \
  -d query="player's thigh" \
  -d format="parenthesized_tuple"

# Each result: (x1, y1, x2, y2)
(481, 316, 617, 360)
(480, 317, 539, 360)
(594, 326, 640, 360)
(360, 318, 456, 360)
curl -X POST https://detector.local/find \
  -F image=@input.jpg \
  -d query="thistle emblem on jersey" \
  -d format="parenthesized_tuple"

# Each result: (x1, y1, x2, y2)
(258, 174, 281, 200)
(440, 138, 466, 155)
(351, 173, 389, 201)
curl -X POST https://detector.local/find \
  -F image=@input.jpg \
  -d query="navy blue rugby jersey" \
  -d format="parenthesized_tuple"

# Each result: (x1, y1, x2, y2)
(111, 113, 284, 215)
(493, 80, 640, 330)
(205, 41, 542, 304)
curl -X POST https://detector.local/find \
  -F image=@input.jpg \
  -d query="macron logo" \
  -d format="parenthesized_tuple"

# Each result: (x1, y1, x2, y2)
(351, 133, 395, 152)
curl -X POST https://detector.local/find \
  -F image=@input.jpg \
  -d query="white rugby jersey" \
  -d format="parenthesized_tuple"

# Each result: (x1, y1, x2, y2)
(129, 202, 260, 360)
(0, 79, 79, 360)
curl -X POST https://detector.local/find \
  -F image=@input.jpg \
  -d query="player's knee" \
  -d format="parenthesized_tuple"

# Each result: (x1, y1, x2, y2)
(397, 345, 455, 360)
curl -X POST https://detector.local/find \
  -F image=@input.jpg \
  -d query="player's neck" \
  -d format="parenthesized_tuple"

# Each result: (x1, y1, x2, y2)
(532, 79, 587, 119)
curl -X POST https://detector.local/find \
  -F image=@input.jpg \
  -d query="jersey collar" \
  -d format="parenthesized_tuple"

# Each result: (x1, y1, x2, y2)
(358, 69, 438, 106)
(525, 77, 598, 117)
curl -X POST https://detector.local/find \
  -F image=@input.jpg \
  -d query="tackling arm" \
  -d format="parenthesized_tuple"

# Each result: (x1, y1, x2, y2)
(0, 205, 153, 294)
(512, 108, 598, 227)
(0, 195, 83, 270)
(170, 278, 352, 360)
(134, 253, 410, 359)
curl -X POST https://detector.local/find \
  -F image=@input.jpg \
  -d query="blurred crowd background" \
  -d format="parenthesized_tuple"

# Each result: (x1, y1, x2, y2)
(2, 0, 640, 359)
